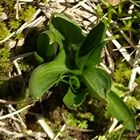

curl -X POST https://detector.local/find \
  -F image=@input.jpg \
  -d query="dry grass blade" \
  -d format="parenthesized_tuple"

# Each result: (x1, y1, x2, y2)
(106, 30, 134, 67)
(0, 104, 33, 120)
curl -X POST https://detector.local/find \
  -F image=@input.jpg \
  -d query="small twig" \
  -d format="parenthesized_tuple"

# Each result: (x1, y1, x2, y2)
(0, 32, 15, 44)
(87, 0, 97, 10)
(128, 67, 137, 92)
(0, 104, 33, 120)
(30, 9, 42, 21)
(135, 66, 140, 75)
(27, 16, 46, 28)
(0, 98, 34, 105)
(0, 127, 25, 138)
(30, 111, 57, 139)
(8, 104, 27, 130)
(67, 127, 94, 132)
(106, 30, 134, 67)
(37, 117, 57, 140)
(119, 16, 139, 21)
(113, 124, 123, 132)
(27, 130, 47, 140)
(68, 0, 88, 11)
(105, 47, 115, 72)
(7, 104, 22, 133)
(0, 127, 46, 139)
(128, 4, 134, 14)
(80, 2, 94, 13)
(108, 118, 118, 133)
(134, 41, 140, 66)
(120, 30, 134, 47)
(16, 0, 19, 19)
(13, 60, 22, 75)
(53, 124, 67, 140)
(100, 62, 112, 74)
(129, 0, 140, 8)
(12, 52, 33, 61)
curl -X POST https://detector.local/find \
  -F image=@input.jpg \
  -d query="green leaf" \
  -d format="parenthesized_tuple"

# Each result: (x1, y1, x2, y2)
(63, 76, 87, 110)
(45, 42, 59, 61)
(51, 13, 85, 45)
(82, 67, 112, 100)
(63, 87, 87, 110)
(77, 22, 106, 69)
(37, 31, 50, 60)
(34, 52, 45, 65)
(37, 25, 63, 61)
(48, 23, 64, 49)
(111, 83, 127, 97)
(69, 76, 80, 92)
(107, 91, 136, 130)
(51, 13, 85, 69)
(29, 50, 69, 99)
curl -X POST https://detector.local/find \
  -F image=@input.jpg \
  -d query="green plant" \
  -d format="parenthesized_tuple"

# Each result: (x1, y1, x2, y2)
(0, 22, 10, 40)
(64, 111, 93, 129)
(0, 6, 3, 15)
(114, 62, 131, 85)
(20, 6, 36, 22)
(29, 14, 136, 131)
(9, 20, 20, 30)
(0, 47, 12, 74)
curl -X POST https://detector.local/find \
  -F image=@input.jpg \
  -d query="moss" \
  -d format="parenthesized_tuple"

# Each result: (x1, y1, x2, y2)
(19, 61, 30, 72)
(8, 20, 20, 30)
(0, 1, 37, 41)
(0, 22, 10, 40)
(113, 62, 131, 86)
(0, 0, 14, 5)
(0, 6, 3, 16)
(15, 33, 24, 40)
(20, 6, 36, 22)
(0, 0, 15, 19)
(77, 112, 94, 121)
(0, 46, 12, 74)
(64, 111, 94, 129)
(126, 96, 138, 112)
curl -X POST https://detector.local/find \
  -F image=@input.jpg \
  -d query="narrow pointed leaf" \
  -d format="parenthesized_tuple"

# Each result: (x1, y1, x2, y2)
(82, 67, 112, 100)
(107, 91, 136, 130)
(77, 22, 106, 69)
(29, 50, 69, 99)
